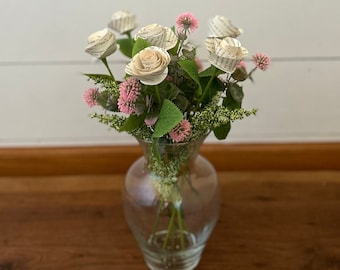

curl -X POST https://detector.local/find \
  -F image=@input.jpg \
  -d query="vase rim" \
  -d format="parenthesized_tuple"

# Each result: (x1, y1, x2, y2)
(135, 134, 208, 146)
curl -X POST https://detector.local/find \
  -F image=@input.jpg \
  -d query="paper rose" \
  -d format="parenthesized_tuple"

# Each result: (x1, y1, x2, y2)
(134, 24, 177, 50)
(208, 15, 243, 38)
(205, 37, 248, 73)
(85, 28, 118, 59)
(108, 10, 137, 34)
(125, 46, 171, 85)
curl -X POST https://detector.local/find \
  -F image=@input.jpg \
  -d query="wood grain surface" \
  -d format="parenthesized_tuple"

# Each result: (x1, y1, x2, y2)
(1, 143, 340, 176)
(1, 171, 340, 269)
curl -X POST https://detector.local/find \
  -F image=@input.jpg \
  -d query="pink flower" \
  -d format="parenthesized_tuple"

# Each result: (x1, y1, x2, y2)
(237, 60, 246, 69)
(169, 119, 192, 142)
(83, 88, 98, 107)
(118, 77, 142, 114)
(252, 53, 270, 71)
(195, 58, 203, 72)
(119, 77, 141, 102)
(176, 13, 198, 32)
(117, 96, 135, 115)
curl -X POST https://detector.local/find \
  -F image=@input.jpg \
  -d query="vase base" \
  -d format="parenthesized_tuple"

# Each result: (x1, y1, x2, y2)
(142, 230, 205, 270)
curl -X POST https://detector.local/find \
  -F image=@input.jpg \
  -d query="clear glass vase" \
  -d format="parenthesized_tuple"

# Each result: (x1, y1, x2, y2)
(122, 136, 220, 270)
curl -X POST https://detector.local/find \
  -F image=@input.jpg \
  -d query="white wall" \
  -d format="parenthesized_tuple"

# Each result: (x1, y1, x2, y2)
(1, 0, 339, 146)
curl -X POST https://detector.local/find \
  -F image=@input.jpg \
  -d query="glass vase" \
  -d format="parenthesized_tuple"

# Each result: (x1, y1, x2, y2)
(122, 136, 220, 270)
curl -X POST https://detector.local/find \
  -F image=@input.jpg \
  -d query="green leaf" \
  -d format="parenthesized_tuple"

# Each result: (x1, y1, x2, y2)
(229, 84, 244, 103)
(84, 73, 117, 92)
(119, 114, 145, 132)
(178, 59, 201, 87)
(117, 38, 135, 58)
(223, 84, 244, 109)
(153, 99, 183, 138)
(213, 121, 231, 140)
(84, 73, 113, 83)
(199, 65, 225, 77)
(132, 38, 152, 57)
(199, 76, 223, 105)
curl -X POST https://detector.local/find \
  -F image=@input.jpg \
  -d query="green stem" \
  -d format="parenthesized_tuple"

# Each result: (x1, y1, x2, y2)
(162, 205, 176, 250)
(101, 58, 115, 81)
(150, 200, 164, 242)
(154, 85, 161, 105)
(199, 66, 217, 104)
(176, 205, 185, 249)
(246, 67, 257, 80)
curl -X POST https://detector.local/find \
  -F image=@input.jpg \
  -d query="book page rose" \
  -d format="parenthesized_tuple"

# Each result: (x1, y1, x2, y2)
(205, 37, 248, 73)
(85, 28, 118, 59)
(108, 10, 137, 34)
(135, 24, 177, 50)
(125, 46, 171, 85)
(208, 15, 243, 38)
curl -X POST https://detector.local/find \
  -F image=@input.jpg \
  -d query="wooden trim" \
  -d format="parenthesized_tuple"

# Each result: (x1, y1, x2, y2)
(0, 143, 340, 176)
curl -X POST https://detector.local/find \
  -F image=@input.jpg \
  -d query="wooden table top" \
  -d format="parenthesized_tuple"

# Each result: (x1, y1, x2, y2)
(1, 171, 340, 270)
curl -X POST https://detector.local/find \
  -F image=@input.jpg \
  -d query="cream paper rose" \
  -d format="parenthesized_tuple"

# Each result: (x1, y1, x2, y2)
(108, 10, 137, 34)
(208, 15, 243, 38)
(134, 24, 177, 50)
(205, 37, 248, 73)
(85, 28, 118, 59)
(125, 46, 171, 85)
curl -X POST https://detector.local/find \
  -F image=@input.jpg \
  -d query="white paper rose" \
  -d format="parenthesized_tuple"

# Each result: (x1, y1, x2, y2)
(108, 10, 137, 34)
(85, 28, 118, 59)
(134, 24, 177, 50)
(125, 46, 171, 85)
(208, 15, 243, 38)
(205, 37, 248, 73)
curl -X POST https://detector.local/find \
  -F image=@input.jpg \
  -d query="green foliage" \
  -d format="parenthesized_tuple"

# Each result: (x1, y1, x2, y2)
(178, 59, 201, 90)
(213, 121, 231, 140)
(229, 83, 244, 103)
(117, 38, 135, 58)
(84, 73, 118, 92)
(132, 38, 152, 57)
(199, 65, 225, 77)
(153, 99, 183, 138)
(120, 114, 145, 132)
(223, 84, 244, 109)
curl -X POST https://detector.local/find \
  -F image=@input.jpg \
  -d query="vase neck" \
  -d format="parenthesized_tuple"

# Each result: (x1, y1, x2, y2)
(136, 136, 206, 179)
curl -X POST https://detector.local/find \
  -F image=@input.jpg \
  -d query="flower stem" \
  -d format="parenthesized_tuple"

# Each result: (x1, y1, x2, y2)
(176, 205, 185, 249)
(150, 199, 164, 242)
(154, 85, 161, 105)
(199, 66, 217, 104)
(162, 205, 176, 250)
(101, 58, 115, 81)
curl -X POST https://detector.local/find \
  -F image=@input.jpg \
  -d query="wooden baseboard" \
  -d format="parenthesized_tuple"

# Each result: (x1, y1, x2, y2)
(1, 143, 340, 176)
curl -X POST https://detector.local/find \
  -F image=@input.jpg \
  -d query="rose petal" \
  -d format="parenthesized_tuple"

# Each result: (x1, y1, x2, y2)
(135, 24, 177, 50)
(108, 10, 138, 34)
(208, 15, 243, 38)
(85, 29, 118, 59)
(125, 46, 171, 85)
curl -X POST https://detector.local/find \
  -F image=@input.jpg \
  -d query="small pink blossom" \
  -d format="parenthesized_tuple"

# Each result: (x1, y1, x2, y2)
(237, 60, 246, 69)
(117, 96, 135, 115)
(119, 77, 141, 102)
(83, 88, 98, 107)
(176, 13, 198, 32)
(195, 58, 203, 72)
(118, 77, 141, 114)
(252, 53, 270, 71)
(169, 119, 192, 142)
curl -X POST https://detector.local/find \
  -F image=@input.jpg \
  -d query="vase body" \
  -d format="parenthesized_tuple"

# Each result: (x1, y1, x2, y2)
(122, 137, 220, 270)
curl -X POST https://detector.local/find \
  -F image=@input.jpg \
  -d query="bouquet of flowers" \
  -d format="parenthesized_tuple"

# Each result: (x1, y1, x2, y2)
(82, 11, 270, 257)
(83, 11, 270, 145)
